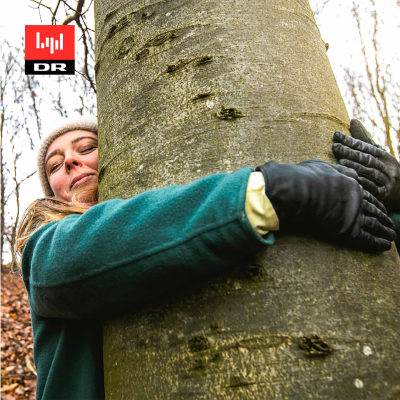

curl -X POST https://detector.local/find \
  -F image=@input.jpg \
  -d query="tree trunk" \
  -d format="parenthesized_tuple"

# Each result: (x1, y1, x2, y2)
(94, 0, 400, 398)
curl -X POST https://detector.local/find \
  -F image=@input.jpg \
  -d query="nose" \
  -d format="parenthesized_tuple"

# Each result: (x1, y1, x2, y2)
(64, 151, 82, 171)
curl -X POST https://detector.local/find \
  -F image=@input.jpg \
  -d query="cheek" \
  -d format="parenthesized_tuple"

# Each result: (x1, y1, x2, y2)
(49, 173, 68, 195)
(87, 151, 99, 170)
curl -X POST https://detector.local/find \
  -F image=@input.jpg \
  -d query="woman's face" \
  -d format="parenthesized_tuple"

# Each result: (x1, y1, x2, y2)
(45, 130, 98, 202)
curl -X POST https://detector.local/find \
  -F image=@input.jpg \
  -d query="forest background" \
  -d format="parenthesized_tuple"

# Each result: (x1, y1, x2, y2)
(1, 0, 399, 398)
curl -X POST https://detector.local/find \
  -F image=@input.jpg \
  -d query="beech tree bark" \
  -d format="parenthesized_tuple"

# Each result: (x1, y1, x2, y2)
(94, 0, 400, 398)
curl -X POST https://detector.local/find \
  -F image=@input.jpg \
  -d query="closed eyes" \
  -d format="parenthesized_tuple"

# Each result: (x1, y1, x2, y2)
(49, 147, 97, 174)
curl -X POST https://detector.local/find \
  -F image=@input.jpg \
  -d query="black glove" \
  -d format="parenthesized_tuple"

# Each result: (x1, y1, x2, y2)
(332, 119, 400, 213)
(255, 159, 396, 252)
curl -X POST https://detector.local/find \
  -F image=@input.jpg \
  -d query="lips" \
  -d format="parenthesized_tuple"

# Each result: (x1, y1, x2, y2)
(70, 173, 94, 190)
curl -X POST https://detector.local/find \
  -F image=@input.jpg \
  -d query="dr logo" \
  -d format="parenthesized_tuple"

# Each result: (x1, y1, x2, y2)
(25, 25, 75, 75)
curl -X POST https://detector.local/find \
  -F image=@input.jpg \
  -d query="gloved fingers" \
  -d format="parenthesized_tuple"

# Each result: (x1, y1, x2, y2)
(349, 119, 384, 150)
(363, 190, 387, 213)
(360, 179, 386, 203)
(300, 159, 360, 181)
(352, 230, 392, 253)
(360, 178, 387, 201)
(349, 119, 375, 144)
(337, 158, 386, 186)
(327, 163, 359, 181)
(358, 178, 380, 199)
(333, 131, 383, 158)
(362, 197, 394, 229)
(333, 143, 385, 170)
(333, 141, 384, 169)
(361, 215, 396, 242)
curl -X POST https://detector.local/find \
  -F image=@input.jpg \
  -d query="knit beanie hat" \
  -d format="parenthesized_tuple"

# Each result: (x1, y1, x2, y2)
(37, 115, 98, 197)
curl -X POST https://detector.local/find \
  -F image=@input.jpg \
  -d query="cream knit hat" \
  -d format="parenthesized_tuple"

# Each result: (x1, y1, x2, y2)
(37, 115, 98, 197)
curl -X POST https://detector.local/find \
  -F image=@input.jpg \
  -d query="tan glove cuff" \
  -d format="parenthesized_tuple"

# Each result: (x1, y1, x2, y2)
(245, 171, 279, 235)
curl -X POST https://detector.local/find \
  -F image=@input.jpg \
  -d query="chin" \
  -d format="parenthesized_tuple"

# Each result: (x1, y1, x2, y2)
(71, 180, 98, 204)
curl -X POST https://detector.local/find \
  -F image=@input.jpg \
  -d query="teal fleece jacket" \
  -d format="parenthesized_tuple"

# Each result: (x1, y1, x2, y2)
(389, 213, 400, 250)
(21, 167, 275, 400)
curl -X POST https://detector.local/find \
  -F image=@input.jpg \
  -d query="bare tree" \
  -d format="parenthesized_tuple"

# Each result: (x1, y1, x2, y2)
(342, 0, 399, 156)
(28, 0, 97, 93)
(0, 32, 97, 268)
(311, 0, 332, 17)
(1, 0, 98, 268)
(0, 46, 10, 267)
(0, 40, 41, 269)
(312, 0, 400, 157)
(28, 0, 97, 114)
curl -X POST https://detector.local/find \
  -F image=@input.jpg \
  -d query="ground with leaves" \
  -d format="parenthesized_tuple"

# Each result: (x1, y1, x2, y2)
(1, 268, 36, 399)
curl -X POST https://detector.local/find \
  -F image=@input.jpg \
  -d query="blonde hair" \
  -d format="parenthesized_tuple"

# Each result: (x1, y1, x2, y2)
(14, 180, 98, 272)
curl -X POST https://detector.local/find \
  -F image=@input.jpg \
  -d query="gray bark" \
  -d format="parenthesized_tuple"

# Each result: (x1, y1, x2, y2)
(95, 0, 400, 398)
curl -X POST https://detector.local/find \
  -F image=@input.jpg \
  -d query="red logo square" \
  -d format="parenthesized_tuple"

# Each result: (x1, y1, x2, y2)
(25, 25, 75, 60)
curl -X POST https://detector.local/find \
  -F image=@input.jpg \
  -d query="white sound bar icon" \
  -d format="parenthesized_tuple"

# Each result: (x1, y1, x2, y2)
(36, 32, 64, 54)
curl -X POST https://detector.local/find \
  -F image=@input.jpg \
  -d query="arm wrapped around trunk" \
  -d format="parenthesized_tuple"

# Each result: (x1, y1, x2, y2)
(22, 167, 274, 319)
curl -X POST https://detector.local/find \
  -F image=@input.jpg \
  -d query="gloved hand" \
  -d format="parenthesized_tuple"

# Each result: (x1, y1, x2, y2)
(332, 119, 400, 213)
(255, 159, 396, 252)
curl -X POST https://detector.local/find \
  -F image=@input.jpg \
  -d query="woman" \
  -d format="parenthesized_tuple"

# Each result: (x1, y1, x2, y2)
(16, 115, 396, 400)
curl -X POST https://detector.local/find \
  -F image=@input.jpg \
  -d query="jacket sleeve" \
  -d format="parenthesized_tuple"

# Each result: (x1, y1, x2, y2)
(22, 167, 274, 319)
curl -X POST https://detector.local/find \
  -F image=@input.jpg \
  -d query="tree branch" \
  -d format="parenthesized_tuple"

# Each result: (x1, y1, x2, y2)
(61, 0, 85, 25)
